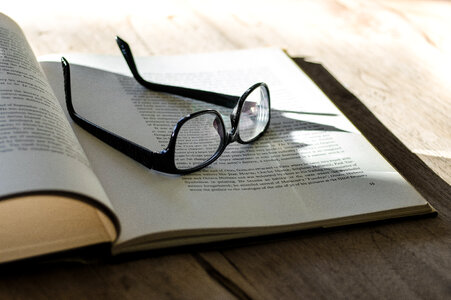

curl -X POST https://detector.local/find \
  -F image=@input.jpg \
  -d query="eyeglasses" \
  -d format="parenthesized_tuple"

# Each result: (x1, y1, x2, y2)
(61, 38, 270, 174)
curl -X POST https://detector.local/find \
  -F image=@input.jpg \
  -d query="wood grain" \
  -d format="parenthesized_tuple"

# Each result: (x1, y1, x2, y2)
(1, 0, 450, 299)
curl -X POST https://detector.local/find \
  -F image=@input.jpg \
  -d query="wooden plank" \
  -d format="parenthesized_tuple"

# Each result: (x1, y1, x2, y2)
(200, 216, 451, 299)
(0, 252, 236, 299)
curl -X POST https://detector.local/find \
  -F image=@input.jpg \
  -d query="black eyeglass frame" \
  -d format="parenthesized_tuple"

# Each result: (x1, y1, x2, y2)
(61, 55, 270, 175)
(116, 36, 240, 109)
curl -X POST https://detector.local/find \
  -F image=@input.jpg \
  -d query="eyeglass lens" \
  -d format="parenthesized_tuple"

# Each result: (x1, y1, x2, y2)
(238, 85, 270, 142)
(174, 112, 224, 170)
(174, 85, 269, 171)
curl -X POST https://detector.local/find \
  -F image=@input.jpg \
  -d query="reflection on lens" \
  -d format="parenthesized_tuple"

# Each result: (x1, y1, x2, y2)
(174, 112, 224, 170)
(238, 85, 270, 142)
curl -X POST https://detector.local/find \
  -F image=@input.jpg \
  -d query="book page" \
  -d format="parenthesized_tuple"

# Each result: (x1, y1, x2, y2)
(0, 14, 118, 262)
(0, 195, 116, 264)
(40, 48, 430, 250)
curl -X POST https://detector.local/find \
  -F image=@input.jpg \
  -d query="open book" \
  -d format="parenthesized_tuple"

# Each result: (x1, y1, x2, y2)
(0, 14, 434, 264)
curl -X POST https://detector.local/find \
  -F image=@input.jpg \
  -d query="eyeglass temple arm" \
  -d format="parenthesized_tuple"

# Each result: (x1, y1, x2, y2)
(61, 57, 154, 169)
(116, 36, 240, 109)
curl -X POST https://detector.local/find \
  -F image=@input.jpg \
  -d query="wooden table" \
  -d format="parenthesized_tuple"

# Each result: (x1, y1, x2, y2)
(1, 0, 450, 298)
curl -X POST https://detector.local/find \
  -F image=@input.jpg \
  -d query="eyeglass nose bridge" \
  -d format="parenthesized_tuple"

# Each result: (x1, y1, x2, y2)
(226, 111, 241, 145)
(226, 130, 239, 145)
